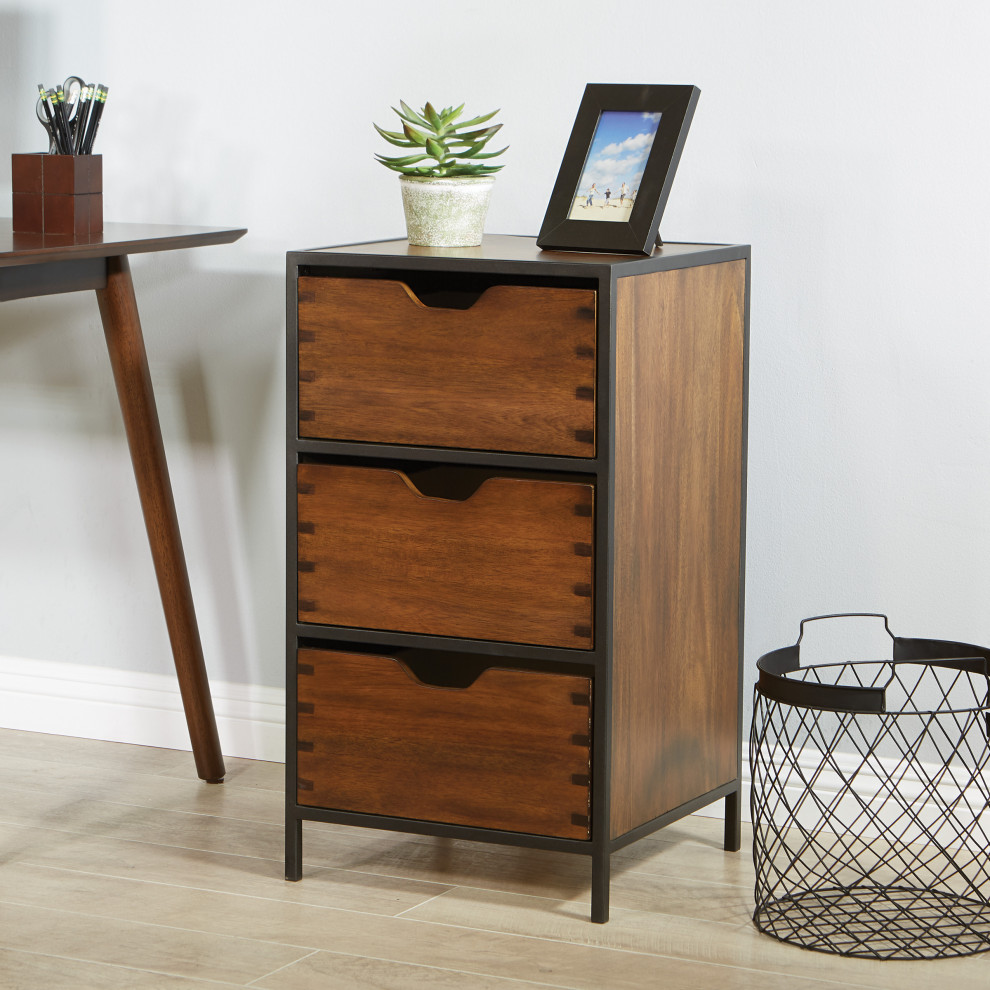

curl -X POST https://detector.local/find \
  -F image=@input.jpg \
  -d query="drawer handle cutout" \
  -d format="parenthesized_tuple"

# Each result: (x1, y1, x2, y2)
(399, 655, 489, 689)
(393, 464, 594, 503)
(398, 280, 492, 311)
(398, 465, 491, 502)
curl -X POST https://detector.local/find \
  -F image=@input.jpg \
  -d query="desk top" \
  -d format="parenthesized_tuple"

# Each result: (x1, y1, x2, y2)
(0, 220, 247, 268)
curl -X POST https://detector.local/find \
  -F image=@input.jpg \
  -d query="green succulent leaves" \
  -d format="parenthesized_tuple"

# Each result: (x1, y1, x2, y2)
(374, 101, 507, 178)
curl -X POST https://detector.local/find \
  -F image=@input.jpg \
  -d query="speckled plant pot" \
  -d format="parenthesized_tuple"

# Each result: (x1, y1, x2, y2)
(399, 175, 494, 247)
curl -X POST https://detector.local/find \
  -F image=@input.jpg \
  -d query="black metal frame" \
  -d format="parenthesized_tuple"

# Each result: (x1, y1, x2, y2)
(537, 84, 700, 255)
(751, 613, 990, 959)
(285, 236, 750, 923)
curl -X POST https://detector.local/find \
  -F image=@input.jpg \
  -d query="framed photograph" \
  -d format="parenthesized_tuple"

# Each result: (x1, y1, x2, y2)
(537, 84, 700, 255)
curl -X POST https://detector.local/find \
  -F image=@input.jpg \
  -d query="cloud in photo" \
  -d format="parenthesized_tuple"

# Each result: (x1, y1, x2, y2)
(598, 132, 655, 158)
(582, 155, 647, 188)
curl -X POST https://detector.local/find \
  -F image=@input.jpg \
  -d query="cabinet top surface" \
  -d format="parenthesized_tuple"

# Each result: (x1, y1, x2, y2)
(291, 234, 748, 274)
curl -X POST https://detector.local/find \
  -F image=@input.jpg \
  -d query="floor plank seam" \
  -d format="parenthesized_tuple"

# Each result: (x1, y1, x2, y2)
(0, 894, 375, 954)
(245, 945, 593, 990)
(246, 948, 322, 987)
(0, 822, 292, 866)
(616, 865, 753, 889)
(392, 887, 459, 918)
(0, 945, 248, 987)
(403, 882, 753, 932)
(0, 817, 299, 865)
(10, 861, 440, 922)
(1, 788, 285, 827)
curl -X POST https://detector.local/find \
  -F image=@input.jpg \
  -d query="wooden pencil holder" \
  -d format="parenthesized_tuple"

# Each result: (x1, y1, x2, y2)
(11, 153, 103, 237)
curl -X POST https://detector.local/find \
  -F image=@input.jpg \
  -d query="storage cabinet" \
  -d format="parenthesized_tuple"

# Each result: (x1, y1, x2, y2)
(285, 235, 750, 922)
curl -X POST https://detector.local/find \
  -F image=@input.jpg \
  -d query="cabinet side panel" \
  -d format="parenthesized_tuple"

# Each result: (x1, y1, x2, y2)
(610, 260, 746, 839)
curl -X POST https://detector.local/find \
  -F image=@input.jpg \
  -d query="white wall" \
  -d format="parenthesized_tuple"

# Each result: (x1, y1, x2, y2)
(2, 1, 989, 759)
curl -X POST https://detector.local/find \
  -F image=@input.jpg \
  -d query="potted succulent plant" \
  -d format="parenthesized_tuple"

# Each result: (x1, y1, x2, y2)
(374, 100, 507, 247)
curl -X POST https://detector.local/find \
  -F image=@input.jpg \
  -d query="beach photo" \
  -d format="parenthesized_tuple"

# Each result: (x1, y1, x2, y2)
(567, 110, 662, 222)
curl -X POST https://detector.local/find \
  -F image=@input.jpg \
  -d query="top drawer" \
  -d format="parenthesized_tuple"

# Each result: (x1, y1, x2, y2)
(296, 276, 597, 456)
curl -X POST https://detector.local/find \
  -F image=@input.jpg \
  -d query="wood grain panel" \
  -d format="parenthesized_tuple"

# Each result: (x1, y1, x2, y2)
(296, 649, 592, 838)
(610, 260, 746, 839)
(297, 464, 594, 648)
(297, 277, 597, 455)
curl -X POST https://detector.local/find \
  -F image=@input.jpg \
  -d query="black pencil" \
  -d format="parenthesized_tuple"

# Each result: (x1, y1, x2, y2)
(81, 85, 107, 155)
(74, 85, 92, 154)
(48, 88, 70, 154)
(53, 86, 73, 154)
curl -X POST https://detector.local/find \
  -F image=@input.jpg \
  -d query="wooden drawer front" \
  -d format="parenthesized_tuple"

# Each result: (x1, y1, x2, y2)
(297, 463, 594, 649)
(297, 277, 597, 456)
(296, 649, 592, 839)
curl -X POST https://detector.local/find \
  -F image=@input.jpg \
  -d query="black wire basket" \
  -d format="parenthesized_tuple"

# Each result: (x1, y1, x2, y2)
(750, 613, 990, 959)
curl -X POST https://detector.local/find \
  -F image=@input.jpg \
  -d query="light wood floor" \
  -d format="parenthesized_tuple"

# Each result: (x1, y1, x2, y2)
(0, 728, 986, 989)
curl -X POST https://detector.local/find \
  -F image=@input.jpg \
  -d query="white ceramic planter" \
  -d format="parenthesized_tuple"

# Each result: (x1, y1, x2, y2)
(399, 175, 495, 247)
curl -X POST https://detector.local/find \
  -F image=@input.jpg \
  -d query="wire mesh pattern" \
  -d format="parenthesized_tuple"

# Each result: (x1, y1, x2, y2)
(750, 615, 990, 959)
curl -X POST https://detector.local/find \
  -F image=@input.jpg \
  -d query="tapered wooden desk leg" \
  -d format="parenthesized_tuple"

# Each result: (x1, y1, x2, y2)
(96, 255, 225, 783)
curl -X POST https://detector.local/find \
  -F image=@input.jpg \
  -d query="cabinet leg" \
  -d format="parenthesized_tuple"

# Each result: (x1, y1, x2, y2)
(96, 256, 225, 784)
(591, 850, 610, 923)
(285, 817, 303, 881)
(723, 787, 742, 852)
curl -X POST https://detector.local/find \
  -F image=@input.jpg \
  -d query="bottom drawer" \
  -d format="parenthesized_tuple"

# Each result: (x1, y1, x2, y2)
(295, 649, 592, 839)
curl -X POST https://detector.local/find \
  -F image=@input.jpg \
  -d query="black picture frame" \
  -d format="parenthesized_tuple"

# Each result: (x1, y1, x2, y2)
(537, 84, 700, 255)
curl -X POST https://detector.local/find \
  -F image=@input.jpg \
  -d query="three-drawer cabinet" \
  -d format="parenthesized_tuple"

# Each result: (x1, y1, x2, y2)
(285, 235, 750, 922)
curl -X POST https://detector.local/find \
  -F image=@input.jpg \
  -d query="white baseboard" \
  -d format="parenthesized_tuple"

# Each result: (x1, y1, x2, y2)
(0, 655, 285, 763)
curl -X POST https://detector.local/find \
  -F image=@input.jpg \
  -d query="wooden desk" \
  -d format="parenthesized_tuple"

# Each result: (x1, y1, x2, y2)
(1, 220, 247, 782)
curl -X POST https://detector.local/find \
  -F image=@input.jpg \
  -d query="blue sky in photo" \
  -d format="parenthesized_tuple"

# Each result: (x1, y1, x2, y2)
(574, 111, 662, 195)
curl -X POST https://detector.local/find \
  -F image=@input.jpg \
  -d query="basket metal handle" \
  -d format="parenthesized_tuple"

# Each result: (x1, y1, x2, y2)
(757, 614, 990, 714)
(796, 613, 894, 646)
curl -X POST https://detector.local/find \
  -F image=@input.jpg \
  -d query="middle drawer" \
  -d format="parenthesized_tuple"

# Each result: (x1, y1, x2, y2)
(297, 462, 595, 649)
